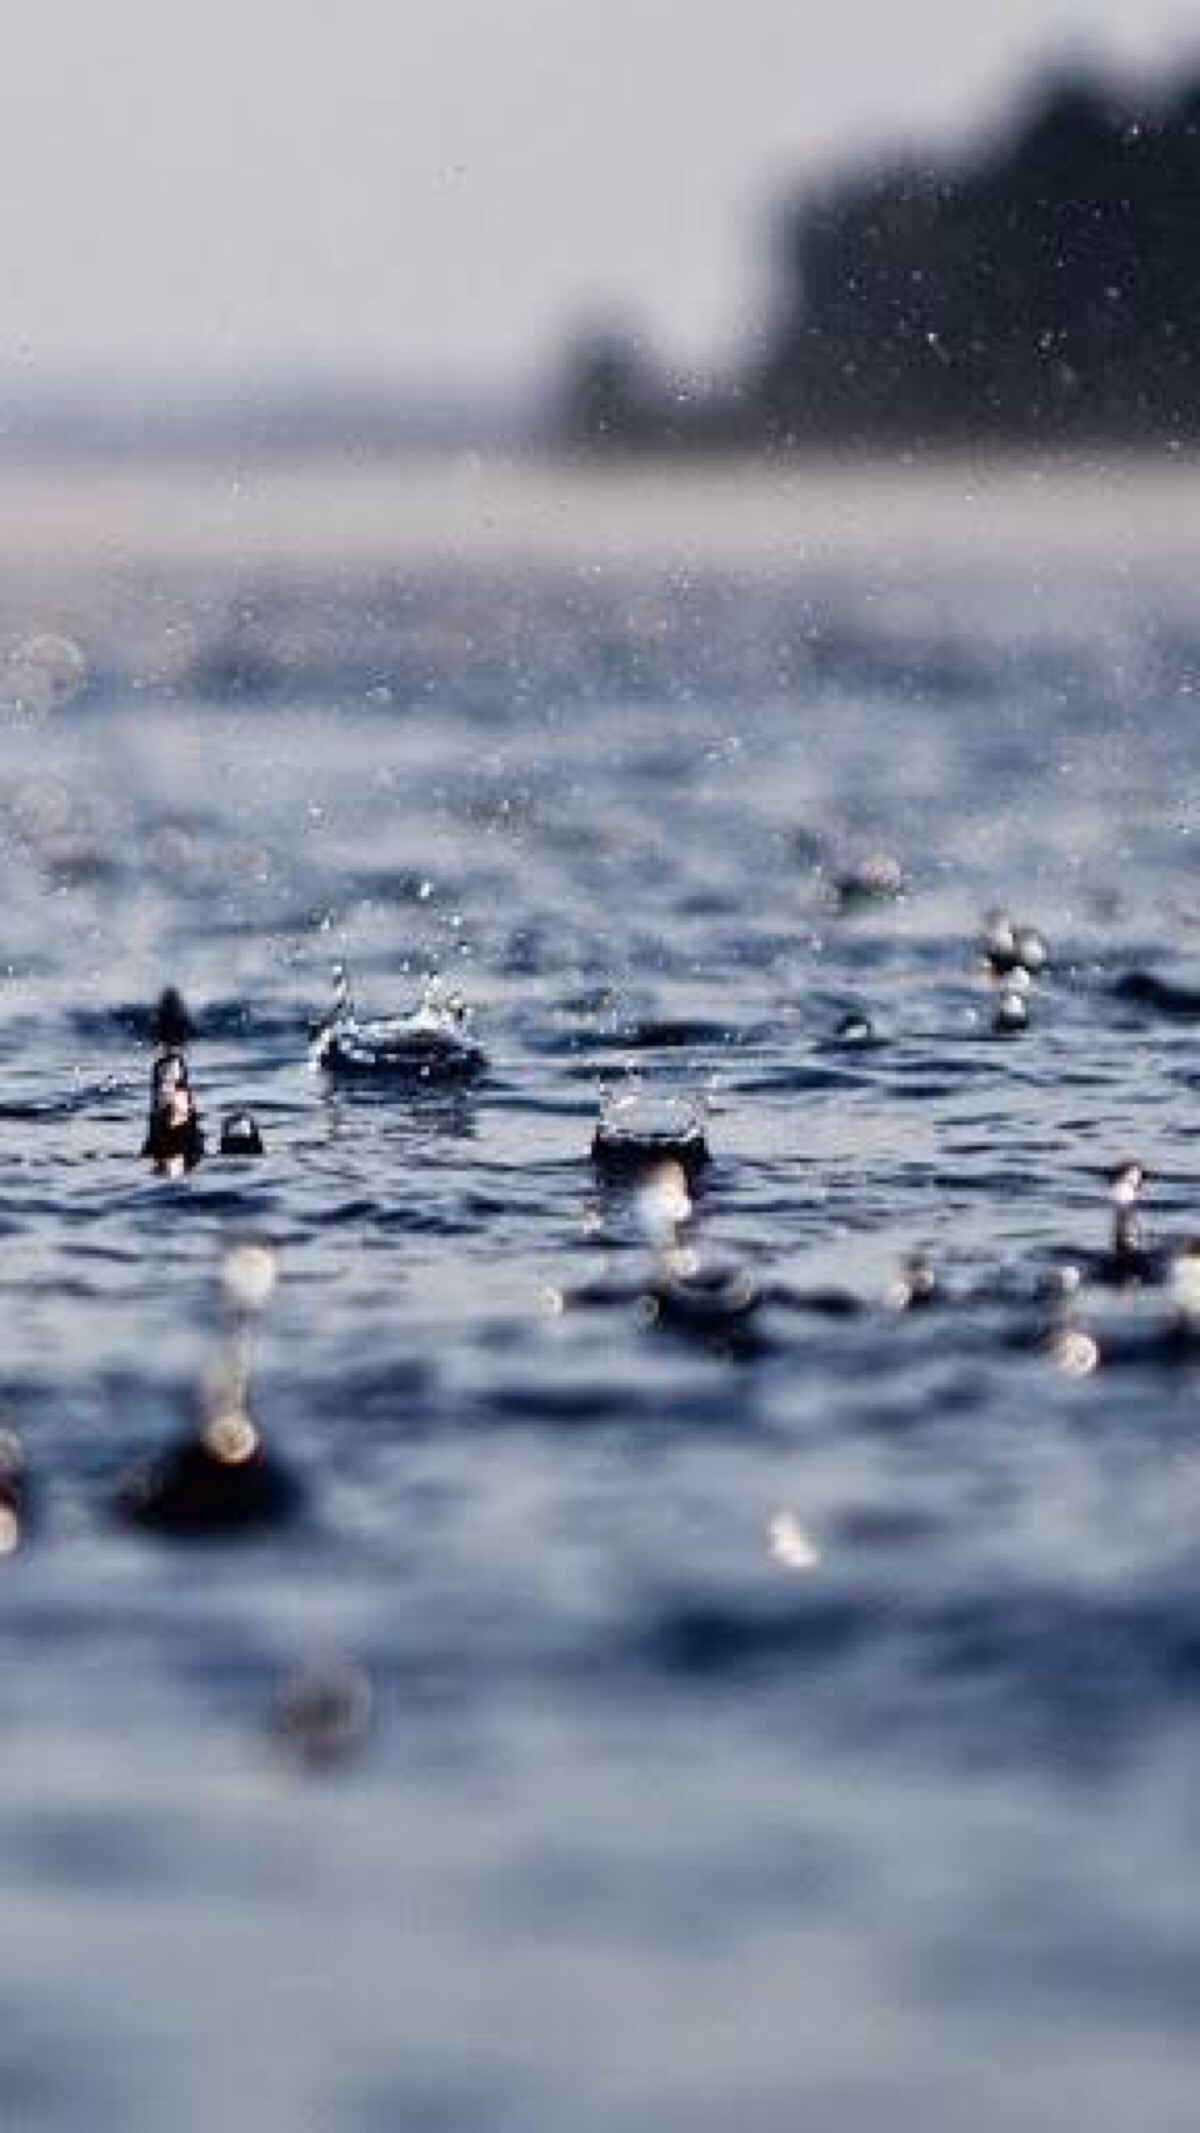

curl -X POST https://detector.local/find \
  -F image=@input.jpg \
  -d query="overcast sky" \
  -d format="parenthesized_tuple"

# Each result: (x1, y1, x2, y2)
(0, 0, 1194, 394)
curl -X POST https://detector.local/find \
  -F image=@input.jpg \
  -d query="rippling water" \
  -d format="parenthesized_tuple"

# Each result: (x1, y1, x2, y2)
(2, 458, 1200, 2130)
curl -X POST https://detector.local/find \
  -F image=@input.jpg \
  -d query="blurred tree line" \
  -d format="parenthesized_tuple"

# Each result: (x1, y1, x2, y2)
(559, 66, 1200, 450)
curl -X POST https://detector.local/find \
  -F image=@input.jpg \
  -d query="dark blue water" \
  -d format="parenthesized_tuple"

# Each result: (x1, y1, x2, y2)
(1, 519, 1199, 2129)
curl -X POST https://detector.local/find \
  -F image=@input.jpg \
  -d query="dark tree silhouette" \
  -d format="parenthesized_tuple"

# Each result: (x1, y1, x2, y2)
(561, 65, 1200, 449)
(557, 332, 658, 449)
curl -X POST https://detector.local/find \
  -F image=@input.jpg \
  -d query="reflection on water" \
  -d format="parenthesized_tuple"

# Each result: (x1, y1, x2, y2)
(0, 462, 1199, 2129)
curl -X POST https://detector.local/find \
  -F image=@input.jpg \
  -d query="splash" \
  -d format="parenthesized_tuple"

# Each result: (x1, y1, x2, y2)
(591, 1080, 710, 1182)
(310, 964, 486, 1082)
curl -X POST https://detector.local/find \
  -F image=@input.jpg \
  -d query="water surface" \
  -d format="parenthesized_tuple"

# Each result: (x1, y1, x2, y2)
(1, 456, 1198, 2131)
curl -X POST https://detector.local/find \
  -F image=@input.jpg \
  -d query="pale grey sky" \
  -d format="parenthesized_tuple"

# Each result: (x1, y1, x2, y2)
(0, 0, 1194, 393)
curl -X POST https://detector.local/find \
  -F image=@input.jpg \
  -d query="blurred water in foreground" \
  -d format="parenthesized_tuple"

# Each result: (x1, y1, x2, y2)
(1, 453, 1199, 2131)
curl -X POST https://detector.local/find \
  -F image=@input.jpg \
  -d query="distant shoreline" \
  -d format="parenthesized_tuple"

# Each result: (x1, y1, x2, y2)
(1, 447, 1199, 582)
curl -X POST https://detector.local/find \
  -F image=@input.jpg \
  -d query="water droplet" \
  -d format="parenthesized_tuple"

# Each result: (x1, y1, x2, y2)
(222, 1244, 278, 1316)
